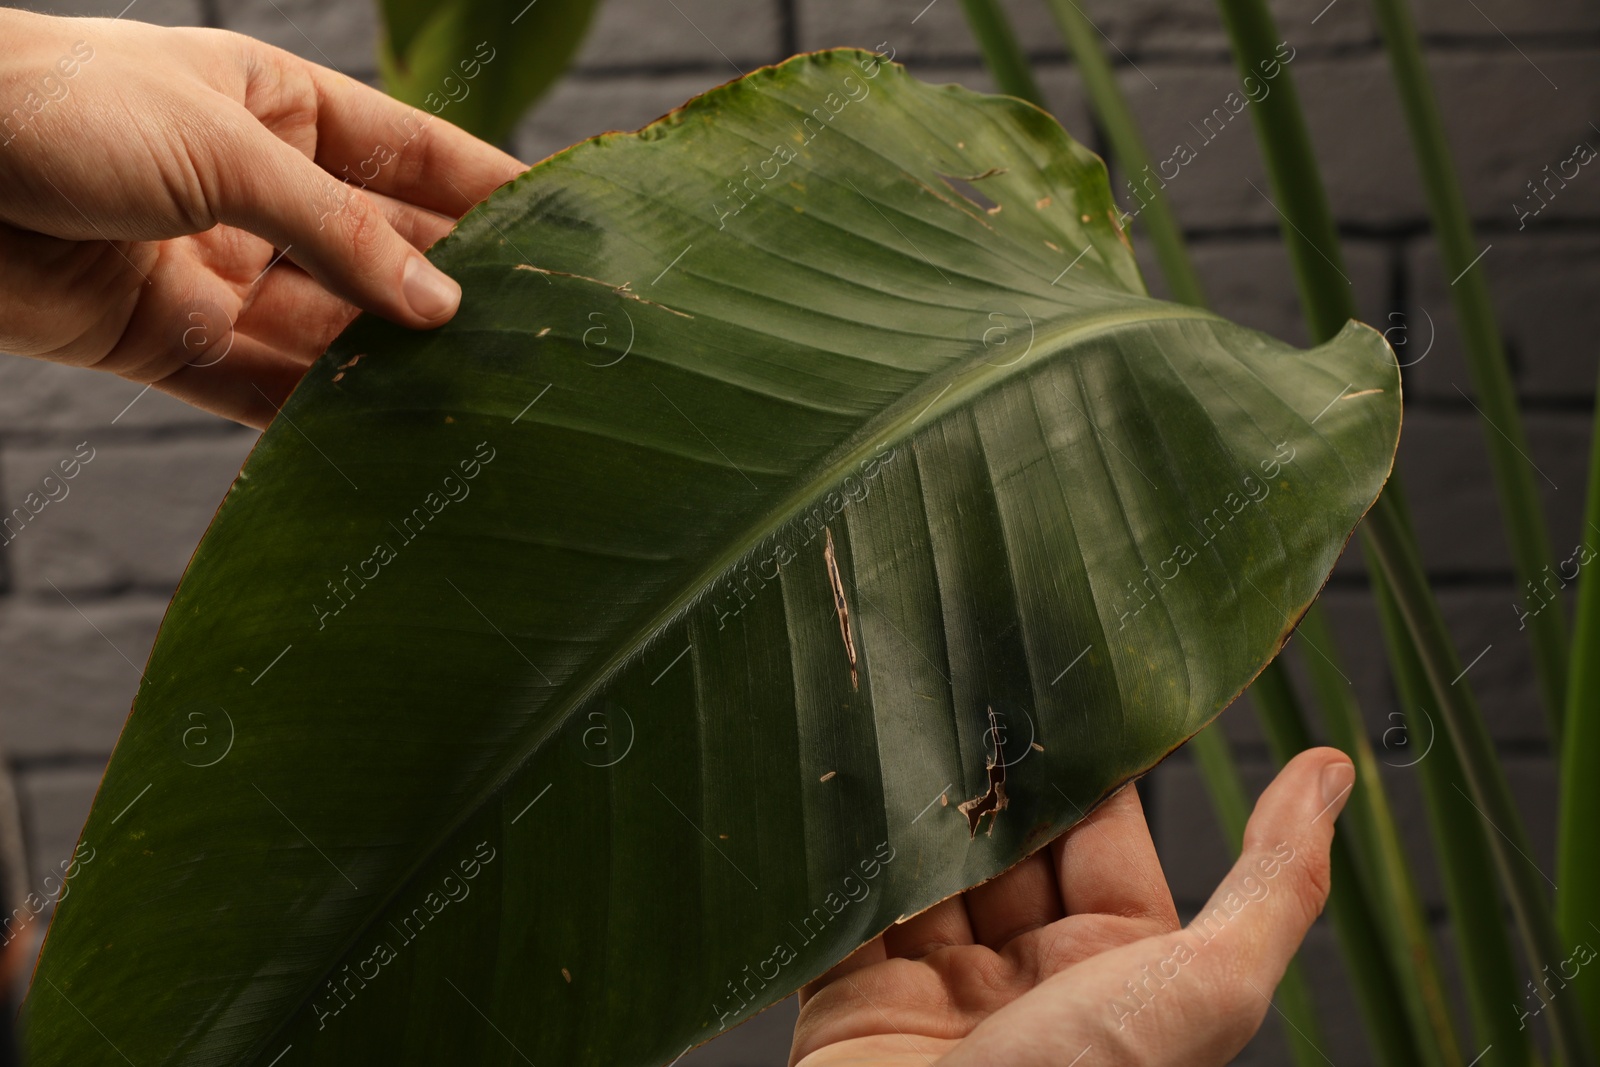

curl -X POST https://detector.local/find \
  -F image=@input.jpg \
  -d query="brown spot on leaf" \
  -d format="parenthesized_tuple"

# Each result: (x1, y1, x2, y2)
(1036, 197, 1052, 210)
(820, 771, 837, 782)
(561, 968, 572, 983)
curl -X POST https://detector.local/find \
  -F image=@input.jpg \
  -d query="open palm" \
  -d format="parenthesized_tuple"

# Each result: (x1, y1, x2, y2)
(791, 749, 1351, 1067)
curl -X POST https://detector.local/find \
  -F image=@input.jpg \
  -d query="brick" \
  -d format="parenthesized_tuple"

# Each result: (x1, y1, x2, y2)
(1, 432, 257, 594)
(514, 71, 726, 164)
(1408, 232, 1600, 402)
(1117, 51, 1600, 232)
(797, 0, 1057, 63)
(0, 359, 225, 432)
(678, 994, 798, 1065)
(1156, 743, 1557, 917)
(513, 63, 1090, 181)
(1114, 55, 1408, 231)
(213, 0, 380, 76)
(1416, 0, 1600, 38)
(1422, 50, 1600, 225)
(11, 0, 200, 26)
(0, 597, 163, 757)
(1136, 235, 1392, 348)
(1434, 586, 1552, 746)
(6, 766, 99, 967)
(572, 0, 782, 72)
(16, 767, 100, 899)
(796, 0, 1372, 61)
(1396, 408, 1589, 574)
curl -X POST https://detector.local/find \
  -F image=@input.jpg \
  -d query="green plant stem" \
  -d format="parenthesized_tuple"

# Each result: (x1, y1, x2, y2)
(1211, 0, 1591, 1058)
(1367, 0, 1567, 744)
(1366, 498, 1592, 1065)
(1190, 726, 1329, 1066)
(1557, 355, 1600, 1048)
(1028, 4, 1421, 1056)
(956, 0, 1046, 107)
(1295, 611, 1462, 1066)
(1040, 0, 1205, 307)
(1250, 665, 1424, 1066)
(1375, 579, 1540, 1066)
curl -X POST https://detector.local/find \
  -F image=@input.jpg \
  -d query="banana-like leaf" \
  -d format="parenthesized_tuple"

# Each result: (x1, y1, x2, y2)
(379, 0, 600, 143)
(23, 51, 1399, 1067)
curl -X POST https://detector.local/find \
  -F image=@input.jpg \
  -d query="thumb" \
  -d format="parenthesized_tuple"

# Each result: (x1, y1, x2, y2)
(922, 749, 1354, 1067)
(1113, 747, 1354, 1065)
(212, 110, 462, 329)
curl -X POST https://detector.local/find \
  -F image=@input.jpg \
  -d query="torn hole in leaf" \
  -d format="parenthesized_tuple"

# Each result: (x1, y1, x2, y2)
(938, 171, 1006, 214)
(958, 706, 1010, 837)
(823, 527, 858, 690)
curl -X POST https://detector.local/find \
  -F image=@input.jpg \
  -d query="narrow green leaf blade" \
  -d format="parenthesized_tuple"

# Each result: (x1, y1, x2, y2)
(380, 0, 601, 144)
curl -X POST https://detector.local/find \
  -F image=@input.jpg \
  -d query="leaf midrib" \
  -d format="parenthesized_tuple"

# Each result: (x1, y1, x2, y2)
(243, 297, 1221, 1064)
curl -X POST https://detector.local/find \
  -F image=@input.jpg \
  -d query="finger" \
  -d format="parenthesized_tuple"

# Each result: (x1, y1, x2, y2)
(883, 895, 974, 959)
(231, 183, 451, 352)
(300, 62, 525, 217)
(1180, 748, 1349, 998)
(1053, 782, 1177, 929)
(233, 263, 356, 362)
(361, 186, 458, 251)
(935, 749, 1353, 1067)
(964, 852, 1064, 949)
(152, 334, 308, 429)
(210, 107, 463, 330)
(799, 936, 886, 1008)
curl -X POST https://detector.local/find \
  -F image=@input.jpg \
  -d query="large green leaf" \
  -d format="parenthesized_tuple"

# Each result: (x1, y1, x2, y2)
(23, 51, 1399, 1067)
(378, 0, 600, 143)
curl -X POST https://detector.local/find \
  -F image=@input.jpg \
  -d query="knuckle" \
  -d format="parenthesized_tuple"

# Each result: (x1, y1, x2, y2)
(331, 194, 392, 267)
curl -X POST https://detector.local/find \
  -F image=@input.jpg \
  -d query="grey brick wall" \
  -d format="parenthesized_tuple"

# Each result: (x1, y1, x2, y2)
(2, 0, 1595, 1063)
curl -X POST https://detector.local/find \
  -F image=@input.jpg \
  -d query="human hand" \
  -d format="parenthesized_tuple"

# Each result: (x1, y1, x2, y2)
(791, 748, 1354, 1067)
(0, 8, 525, 428)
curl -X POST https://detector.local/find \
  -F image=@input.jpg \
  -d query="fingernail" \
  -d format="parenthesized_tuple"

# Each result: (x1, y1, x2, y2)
(403, 257, 460, 322)
(1318, 760, 1355, 821)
